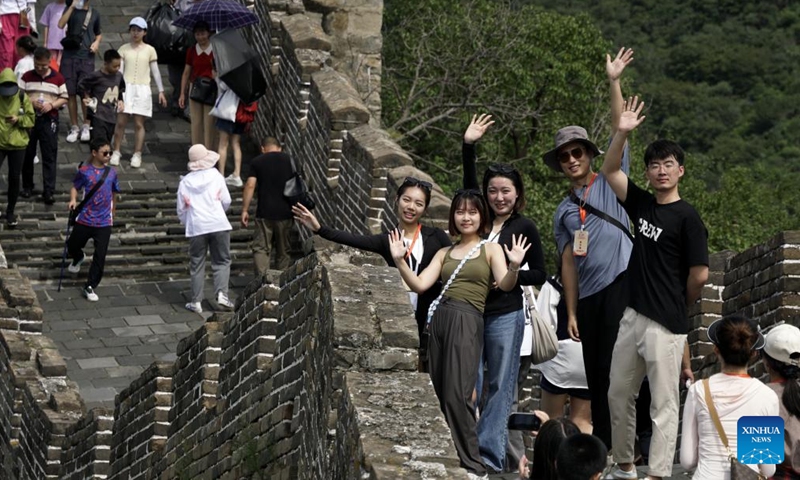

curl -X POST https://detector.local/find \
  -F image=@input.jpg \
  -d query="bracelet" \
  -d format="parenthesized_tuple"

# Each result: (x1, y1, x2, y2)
(509, 264, 520, 273)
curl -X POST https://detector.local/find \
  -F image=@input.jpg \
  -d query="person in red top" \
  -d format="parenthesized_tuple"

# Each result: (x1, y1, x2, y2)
(178, 20, 215, 148)
(19, 47, 67, 204)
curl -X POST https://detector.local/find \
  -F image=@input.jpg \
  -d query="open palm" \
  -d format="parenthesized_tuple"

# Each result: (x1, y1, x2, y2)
(618, 97, 646, 133)
(606, 47, 634, 81)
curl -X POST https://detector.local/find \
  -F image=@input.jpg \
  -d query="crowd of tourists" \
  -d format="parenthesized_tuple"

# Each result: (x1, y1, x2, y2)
(0, 1, 795, 479)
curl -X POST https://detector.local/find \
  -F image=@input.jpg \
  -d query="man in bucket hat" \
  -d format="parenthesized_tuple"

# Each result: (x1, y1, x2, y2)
(177, 144, 234, 314)
(544, 48, 635, 455)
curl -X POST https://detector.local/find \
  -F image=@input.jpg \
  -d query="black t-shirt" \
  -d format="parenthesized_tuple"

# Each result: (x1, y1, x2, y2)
(247, 152, 295, 221)
(63, 0, 102, 60)
(622, 179, 708, 334)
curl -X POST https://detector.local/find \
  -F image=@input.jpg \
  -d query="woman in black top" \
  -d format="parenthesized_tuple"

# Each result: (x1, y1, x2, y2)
(462, 114, 547, 473)
(292, 177, 451, 371)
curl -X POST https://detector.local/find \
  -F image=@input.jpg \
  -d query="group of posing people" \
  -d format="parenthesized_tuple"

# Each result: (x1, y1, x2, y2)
(292, 46, 799, 480)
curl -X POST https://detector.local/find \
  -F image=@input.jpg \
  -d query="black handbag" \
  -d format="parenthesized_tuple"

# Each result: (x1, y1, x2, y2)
(61, 8, 92, 51)
(144, 0, 193, 65)
(283, 156, 315, 210)
(189, 77, 217, 106)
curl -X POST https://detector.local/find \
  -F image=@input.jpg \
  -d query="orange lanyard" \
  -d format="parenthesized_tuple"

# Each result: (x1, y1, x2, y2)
(404, 224, 422, 260)
(723, 372, 751, 379)
(578, 173, 598, 227)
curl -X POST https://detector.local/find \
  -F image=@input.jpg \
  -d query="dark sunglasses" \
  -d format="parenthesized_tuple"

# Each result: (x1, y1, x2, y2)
(488, 163, 516, 174)
(558, 146, 586, 163)
(402, 176, 432, 191)
(455, 188, 482, 196)
(100, 151, 112, 157)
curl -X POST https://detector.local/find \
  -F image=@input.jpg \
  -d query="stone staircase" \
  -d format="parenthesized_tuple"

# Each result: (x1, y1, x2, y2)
(0, 113, 260, 284)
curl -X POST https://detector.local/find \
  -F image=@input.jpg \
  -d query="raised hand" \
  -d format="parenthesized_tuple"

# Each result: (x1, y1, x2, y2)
(606, 47, 634, 82)
(503, 234, 531, 267)
(618, 96, 646, 133)
(463, 113, 495, 144)
(388, 229, 407, 261)
(292, 203, 321, 232)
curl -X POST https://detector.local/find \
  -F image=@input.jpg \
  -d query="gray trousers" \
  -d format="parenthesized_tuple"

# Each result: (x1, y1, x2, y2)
(188, 231, 231, 303)
(428, 297, 486, 476)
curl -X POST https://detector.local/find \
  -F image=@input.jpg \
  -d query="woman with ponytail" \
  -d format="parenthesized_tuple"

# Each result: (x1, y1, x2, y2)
(764, 323, 800, 480)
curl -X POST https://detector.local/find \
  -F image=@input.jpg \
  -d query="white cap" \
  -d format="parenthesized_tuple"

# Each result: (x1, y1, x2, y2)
(764, 324, 800, 366)
(129, 17, 147, 30)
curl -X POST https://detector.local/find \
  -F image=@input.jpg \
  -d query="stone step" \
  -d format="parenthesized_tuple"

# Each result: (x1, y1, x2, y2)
(20, 259, 256, 281)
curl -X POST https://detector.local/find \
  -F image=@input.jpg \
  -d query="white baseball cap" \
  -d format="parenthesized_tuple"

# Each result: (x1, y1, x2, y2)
(764, 324, 800, 366)
(129, 17, 147, 30)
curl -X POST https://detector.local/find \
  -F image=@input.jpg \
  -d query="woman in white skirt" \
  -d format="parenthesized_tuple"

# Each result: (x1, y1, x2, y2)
(110, 17, 167, 168)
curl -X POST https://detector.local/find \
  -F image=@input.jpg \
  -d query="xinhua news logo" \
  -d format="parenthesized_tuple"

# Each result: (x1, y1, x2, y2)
(737, 416, 784, 465)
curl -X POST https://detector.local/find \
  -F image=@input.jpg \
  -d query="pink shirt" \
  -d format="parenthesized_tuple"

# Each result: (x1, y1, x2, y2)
(39, 2, 67, 50)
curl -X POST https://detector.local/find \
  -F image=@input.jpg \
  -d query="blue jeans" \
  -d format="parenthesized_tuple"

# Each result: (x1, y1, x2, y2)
(475, 308, 524, 472)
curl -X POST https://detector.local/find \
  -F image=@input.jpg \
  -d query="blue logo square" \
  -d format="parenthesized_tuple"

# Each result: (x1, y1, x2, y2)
(737, 416, 784, 465)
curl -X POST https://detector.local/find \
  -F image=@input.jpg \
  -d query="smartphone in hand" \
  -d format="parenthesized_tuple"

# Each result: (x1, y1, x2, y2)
(507, 413, 542, 431)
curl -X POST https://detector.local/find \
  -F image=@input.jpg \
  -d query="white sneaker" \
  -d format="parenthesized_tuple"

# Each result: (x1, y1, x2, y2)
(33, 155, 39, 164)
(466, 473, 488, 480)
(82, 286, 99, 302)
(605, 466, 640, 479)
(109, 151, 121, 166)
(216, 291, 234, 310)
(185, 302, 203, 314)
(66, 125, 80, 143)
(130, 152, 142, 168)
(225, 174, 243, 187)
(79, 124, 90, 142)
(67, 255, 85, 273)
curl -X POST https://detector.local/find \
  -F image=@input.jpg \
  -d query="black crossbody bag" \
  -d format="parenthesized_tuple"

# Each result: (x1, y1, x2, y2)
(569, 191, 634, 241)
(69, 166, 110, 227)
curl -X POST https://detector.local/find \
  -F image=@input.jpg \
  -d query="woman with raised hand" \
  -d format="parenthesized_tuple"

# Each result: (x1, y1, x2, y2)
(292, 176, 451, 371)
(680, 315, 778, 479)
(463, 113, 547, 474)
(388, 189, 530, 479)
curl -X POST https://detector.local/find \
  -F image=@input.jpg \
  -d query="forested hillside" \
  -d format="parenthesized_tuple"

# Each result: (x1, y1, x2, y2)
(382, 0, 800, 270)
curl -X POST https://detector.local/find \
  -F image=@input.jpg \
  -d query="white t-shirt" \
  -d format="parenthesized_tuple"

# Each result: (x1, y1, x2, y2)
(680, 373, 779, 479)
(403, 231, 424, 310)
(14, 55, 33, 83)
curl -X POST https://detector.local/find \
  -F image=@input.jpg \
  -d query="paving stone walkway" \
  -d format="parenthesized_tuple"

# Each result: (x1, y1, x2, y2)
(3, 0, 259, 408)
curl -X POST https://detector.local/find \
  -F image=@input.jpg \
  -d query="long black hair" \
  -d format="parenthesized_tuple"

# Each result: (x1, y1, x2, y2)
(530, 417, 580, 480)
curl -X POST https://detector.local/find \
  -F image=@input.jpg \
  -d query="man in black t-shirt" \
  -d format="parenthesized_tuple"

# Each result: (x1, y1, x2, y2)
(600, 98, 709, 480)
(241, 137, 295, 274)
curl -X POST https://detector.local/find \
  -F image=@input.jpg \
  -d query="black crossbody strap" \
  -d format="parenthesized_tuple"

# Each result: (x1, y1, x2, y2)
(569, 191, 634, 241)
(75, 166, 110, 217)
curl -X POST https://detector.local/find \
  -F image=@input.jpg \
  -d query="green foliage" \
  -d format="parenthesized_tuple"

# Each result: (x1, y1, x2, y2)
(383, 0, 613, 269)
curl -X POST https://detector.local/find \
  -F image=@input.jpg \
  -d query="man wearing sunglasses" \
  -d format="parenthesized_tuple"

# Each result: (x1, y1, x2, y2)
(541, 48, 635, 455)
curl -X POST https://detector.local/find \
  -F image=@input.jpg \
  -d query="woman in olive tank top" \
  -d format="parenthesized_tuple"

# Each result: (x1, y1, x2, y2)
(389, 190, 530, 478)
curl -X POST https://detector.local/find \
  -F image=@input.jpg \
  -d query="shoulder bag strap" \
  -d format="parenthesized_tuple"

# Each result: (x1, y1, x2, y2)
(77, 8, 93, 49)
(569, 191, 634, 241)
(703, 378, 732, 453)
(74, 166, 110, 217)
(426, 240, 487, 325)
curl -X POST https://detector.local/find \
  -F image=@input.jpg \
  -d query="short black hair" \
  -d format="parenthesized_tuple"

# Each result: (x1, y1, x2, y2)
(643, 139, 685, 167)
(448, 190, 488, 236)
(90, 138, 110, 153)
(33, 47, 51, 61)
(103, 49, 121, 63)
(261, 137, 280, 149)
(193, 20, 211, 33)
(15, 35, 36, 55)
(556, 434, 607, 480)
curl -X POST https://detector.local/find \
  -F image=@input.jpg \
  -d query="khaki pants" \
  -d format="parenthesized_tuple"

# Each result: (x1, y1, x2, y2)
(189, 97, 217, 149)
(608, 307, 685, 477)
(252, 218, 292, 275)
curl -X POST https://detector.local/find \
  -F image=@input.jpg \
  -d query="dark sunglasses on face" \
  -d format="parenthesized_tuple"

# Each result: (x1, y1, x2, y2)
(488, 163, 516, 174)
(558, 146, 586, 163)
(99, 151, 112, 157)
(402, 176, 432, 191)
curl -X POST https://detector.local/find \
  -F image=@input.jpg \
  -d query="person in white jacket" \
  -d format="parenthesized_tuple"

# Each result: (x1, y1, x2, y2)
(177, 143, 234, 314)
